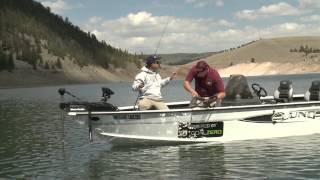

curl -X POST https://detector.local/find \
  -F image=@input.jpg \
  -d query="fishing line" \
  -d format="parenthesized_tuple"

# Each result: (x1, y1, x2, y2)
(154, 15, 172, 56)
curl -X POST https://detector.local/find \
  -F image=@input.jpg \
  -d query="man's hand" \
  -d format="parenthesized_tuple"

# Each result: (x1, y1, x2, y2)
(191, 91, 199, 97)
(217, 92, 226, 99)
(170, 72, 177, 80)
(138, 82, 144, 89)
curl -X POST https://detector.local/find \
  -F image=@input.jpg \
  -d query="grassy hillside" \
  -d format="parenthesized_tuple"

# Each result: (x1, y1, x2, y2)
(156, 52, 216, 65)
(205, 36, 320, 68)
(174, 36, 320, 77)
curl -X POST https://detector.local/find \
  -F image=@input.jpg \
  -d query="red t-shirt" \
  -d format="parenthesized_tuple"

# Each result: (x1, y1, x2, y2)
(185, 66, 225, 97)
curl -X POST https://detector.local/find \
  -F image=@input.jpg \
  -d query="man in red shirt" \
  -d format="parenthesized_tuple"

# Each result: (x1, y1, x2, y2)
(184, 60, 225, 100)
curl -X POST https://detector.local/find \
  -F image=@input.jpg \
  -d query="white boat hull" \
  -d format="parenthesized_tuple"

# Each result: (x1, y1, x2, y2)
(59, 74, 320, 147)
(97, 118, 320, 146)
(69, 101, 320, 146)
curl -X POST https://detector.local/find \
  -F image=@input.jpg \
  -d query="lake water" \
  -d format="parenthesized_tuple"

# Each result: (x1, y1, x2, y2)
(1, 74, 320, 179)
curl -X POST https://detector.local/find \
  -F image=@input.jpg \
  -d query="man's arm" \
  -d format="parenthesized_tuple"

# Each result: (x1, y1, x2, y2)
(160, 72, 176, 87)
(132, 73, 145, 91)
(183, 80, 199, 97)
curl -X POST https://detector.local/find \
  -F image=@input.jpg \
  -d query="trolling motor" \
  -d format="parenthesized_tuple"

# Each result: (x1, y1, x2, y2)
(58, 88, 84, 110)
(58, 87, 118, 142)
(101, 87, 114, 102)
(58, 88, 66, 96)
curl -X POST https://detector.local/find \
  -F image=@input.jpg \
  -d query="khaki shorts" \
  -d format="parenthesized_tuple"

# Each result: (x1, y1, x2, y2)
(138, 98, 169, 110)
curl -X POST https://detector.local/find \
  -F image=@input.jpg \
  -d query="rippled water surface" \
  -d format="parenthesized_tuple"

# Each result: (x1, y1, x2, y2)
(1, 74, 320, 179)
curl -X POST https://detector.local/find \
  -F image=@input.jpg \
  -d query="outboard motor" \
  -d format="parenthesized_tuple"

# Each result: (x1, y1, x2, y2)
(274, 80, 293, 103)
(304, 80, 320, 101)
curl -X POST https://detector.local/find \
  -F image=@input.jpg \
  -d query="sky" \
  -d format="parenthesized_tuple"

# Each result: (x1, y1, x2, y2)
(35, 0, 320, 54)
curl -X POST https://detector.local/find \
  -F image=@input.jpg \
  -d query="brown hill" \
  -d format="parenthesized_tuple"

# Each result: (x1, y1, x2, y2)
(175, 36, 320, 78)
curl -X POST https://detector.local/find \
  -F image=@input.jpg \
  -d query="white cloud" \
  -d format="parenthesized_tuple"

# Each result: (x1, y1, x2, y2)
(278, 23, 305, 32)
(83, 11, 235, 53)
(126, 12, 157, 26)
(236, 2, 300, 20)
(88, 16, 103, 24)
(82, 11, 320, 53)
(41, 0, 82, 14)
(256, 22, 318, 38)
(216, 0, 224, 7)
(300, 14, 320, 22)
(185, 0, 224, 8)
(299, 0, 320, 9)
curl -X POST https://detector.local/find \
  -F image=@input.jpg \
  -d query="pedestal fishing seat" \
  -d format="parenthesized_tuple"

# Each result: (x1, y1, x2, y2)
(304, 80, 320, 101)
(274, 80, 293, 103)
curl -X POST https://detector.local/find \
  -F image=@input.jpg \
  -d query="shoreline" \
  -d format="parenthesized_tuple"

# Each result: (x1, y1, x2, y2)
(1, 61, 320, 89)
(1, 71, 319, 89)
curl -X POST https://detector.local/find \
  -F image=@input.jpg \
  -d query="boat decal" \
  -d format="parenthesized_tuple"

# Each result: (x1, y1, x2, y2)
(272, 110, 320, 122)
(178, 121, 223, 138)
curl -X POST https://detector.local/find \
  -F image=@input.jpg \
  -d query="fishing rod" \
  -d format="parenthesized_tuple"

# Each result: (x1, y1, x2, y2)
(133, 15, 172, 110)
(154, 15, 171, 56)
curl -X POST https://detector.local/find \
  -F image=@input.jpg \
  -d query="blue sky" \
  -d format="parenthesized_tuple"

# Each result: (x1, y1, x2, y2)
(36, 0, 320, 54)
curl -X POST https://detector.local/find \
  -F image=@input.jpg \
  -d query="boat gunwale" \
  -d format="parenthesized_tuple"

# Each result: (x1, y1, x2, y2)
(68, 99, 320, 116)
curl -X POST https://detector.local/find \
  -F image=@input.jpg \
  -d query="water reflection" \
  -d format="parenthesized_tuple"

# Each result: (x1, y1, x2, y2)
(177, 144, 226, 179)
(0, 99, 66, 179)
(70, 143, 226, 179)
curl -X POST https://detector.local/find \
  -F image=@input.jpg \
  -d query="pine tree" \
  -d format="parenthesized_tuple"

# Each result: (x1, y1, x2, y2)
(0, 49, 7, 71)
(56, 58, 62, 69)
(7, 53, 15, 72)
(44, 61, 49, 69)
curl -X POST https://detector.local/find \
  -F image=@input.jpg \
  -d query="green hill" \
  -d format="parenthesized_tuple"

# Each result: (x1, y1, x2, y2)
(0, 0, 142, 74)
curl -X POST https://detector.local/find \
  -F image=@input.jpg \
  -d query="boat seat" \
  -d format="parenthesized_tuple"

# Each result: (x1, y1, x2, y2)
(304, 80, 320, 101)
(274, 80, 293, 103)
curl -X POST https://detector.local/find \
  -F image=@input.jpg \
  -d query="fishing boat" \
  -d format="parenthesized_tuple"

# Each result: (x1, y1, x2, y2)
(59, 75, 320, 146)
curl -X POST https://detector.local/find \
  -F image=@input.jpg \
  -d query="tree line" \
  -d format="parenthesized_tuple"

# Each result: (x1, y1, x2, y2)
(290, 45, 320, 56)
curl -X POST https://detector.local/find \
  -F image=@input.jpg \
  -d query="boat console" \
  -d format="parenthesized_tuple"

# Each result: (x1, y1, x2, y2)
(222, 74, 262, 106)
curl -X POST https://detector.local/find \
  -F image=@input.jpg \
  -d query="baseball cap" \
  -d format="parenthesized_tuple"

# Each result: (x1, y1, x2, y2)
(146, 55, 161, 66)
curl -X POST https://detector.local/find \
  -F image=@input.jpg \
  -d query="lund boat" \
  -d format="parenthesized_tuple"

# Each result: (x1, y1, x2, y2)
(59, 75, 320, 146)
